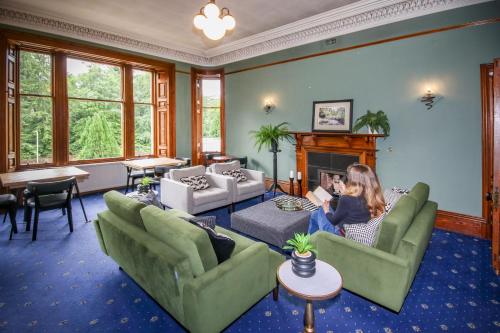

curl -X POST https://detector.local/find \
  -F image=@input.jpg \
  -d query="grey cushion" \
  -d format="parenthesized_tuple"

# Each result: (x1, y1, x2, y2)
(212, 160, 240, 174)
(237, 180, 263, 196)
(170, 165, 205, 182)
(193, 187, 230, 206)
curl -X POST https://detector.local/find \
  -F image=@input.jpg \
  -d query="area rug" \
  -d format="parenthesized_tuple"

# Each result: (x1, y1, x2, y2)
(0, 192, 499, 332)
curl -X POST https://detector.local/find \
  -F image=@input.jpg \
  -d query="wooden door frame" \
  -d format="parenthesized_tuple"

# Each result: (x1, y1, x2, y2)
(190, 68, 225, 165)
(492, 58, 500, 274)
(481, 63, 494, 240)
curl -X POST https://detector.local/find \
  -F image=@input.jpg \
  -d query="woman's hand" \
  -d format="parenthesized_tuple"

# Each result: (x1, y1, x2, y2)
(322, 200, 330, 214)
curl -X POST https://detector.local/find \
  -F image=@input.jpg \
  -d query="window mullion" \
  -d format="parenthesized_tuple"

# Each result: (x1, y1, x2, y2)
(53, 51, 68, 165)
(123, 64, 135, 159)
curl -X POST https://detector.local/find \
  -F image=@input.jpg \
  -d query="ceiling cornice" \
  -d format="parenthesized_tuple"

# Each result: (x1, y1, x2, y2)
(0, 0, 491, 67)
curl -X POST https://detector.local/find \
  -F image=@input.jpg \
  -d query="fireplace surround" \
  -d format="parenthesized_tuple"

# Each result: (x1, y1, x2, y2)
(292, 132, 382, 195)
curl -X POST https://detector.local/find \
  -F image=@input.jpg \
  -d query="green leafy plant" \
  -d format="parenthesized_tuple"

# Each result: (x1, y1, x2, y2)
(140, 177, 153, 186)
(352, 110, 390, 137)
(283, 233, 317, 255)
(249, 122, 294, 152)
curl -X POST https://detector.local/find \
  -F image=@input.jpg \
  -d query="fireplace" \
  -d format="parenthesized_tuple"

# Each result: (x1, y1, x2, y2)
(292, 132, 381, 195)
(307, 151, 358, 195)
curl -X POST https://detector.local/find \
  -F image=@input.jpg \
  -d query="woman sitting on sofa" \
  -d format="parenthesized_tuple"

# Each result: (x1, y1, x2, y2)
(307, 163, 385, 235)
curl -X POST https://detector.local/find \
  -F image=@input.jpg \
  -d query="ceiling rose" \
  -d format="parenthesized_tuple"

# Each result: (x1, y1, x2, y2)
(193, 0, 235, 41)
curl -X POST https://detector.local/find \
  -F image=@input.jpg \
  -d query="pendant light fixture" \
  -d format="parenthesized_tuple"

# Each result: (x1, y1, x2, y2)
(193, 0, 236, 41)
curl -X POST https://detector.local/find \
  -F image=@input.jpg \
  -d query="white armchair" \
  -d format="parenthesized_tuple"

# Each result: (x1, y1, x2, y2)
(160, 165, 233, 214)
(209, 161, 266, 207)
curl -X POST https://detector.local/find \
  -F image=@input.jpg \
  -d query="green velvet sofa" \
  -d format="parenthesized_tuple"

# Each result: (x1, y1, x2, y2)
(311, 182, 437, 312)
(94, 191, 284, 333)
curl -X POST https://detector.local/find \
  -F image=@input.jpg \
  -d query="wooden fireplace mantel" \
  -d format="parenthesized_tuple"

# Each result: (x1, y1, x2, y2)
(291, 132, 383, 194)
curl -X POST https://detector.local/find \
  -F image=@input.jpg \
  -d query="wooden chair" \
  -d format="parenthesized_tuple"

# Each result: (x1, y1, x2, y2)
(231, 156, 248, 168)
(0, 194, 17, 240)
(26, 177, 76, 241)
(125, 167, 155, 193)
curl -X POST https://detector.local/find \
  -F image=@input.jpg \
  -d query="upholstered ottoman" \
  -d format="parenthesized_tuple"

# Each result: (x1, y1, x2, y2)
(231, 200, 311, 248)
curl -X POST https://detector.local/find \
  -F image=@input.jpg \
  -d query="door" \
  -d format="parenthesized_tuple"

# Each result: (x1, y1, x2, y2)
(191, 69, 225, 165)
(492, 58, 500, 275)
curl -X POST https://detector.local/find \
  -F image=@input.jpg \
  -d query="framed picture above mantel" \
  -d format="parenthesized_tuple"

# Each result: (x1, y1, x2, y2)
(311, 99, 353, 133)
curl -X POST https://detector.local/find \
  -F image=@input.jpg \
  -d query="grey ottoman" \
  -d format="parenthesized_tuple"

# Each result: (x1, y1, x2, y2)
(231, 200, 311, 248)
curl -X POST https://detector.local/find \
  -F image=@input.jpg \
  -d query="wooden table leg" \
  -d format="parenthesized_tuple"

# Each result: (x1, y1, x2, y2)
(304, 300, 314, 333)
(74, 182, 89, 223)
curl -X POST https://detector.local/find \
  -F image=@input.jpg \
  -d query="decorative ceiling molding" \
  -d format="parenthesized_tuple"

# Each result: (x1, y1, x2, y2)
(0, 0, 492, 67)
(0, 7, 210, 66)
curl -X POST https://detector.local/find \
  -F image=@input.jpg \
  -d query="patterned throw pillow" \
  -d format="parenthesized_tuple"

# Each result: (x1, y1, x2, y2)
(345, 213, 386, 247)
(384, 187, 409, 212)
(180, 175, 210, 191)
(181, 216, 216, 229)
(222, 169, 248, 183)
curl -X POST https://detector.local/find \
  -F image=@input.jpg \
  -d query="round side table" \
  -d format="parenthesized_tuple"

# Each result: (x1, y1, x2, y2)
(277, 259, 342, 333)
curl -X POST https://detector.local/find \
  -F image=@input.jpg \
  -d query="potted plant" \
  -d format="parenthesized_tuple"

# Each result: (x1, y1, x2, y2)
(250, 122, 294, 195)
(250, 122, 294, 152)
(352, 110, 390, 137)
(283, 233, 318, 278)
(137, 177, 153, 194)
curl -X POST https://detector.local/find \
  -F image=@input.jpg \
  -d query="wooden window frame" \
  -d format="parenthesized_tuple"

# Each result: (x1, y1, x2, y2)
(191, 68, 225, 165)
(0, 29, 176, 173)
(132, 68, 155, 158)
(17, 48, 56, 167)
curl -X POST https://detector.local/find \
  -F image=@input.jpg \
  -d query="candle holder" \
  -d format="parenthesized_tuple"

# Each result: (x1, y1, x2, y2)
(289, 177, 295, 196)
(297, 178, 302, 197)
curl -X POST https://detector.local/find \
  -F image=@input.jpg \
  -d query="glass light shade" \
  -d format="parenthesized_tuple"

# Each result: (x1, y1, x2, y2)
(204, 2, 220, 18)
(193, 14, 206, 29)
(222, 14, 235, 30)
(203, 17, 226, 40)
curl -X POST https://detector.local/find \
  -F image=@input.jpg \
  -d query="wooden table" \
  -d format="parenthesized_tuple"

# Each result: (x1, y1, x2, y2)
(212, 155, 234, 162)
(0, 166, 90, 222)
(122, 157, 188, 193)
(277, 260, 342, 333)
(122, 157, 187, 172)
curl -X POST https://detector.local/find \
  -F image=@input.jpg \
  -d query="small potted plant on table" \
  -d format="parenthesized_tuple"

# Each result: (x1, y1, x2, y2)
(284, 233, 318, 278)
(137, 177, 153, 194)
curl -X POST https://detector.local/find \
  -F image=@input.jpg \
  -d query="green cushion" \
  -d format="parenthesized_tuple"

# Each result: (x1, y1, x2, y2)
(140, 206, 218, 277)
(103, 190, 147, 230)
(407, 182, 430, 214)
(374, 195, 417, 254)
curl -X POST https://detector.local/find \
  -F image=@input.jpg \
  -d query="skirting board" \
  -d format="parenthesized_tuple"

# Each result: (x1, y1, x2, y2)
(264, 178, 490, 239)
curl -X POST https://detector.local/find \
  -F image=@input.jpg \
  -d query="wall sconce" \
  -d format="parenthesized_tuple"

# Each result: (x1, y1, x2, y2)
(420, 90, 441, 110)
(263, 98, 275, 114)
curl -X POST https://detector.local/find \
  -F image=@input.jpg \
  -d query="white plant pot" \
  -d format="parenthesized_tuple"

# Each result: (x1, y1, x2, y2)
(367, 127, 379, 135)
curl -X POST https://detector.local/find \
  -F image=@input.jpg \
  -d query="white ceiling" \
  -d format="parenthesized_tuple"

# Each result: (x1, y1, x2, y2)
(0, 0, 359, 53)
(0, 0, 490, 66)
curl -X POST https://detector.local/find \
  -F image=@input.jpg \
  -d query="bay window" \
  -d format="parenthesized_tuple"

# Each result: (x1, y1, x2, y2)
(0, 29, 176, 172)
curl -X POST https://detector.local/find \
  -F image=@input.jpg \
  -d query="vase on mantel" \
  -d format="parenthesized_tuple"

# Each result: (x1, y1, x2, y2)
(367, 127, 379, 135)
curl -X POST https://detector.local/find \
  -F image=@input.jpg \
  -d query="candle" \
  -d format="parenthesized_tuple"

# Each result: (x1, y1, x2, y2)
(290, 170, 294, 179)
(297, 172, 302, 180)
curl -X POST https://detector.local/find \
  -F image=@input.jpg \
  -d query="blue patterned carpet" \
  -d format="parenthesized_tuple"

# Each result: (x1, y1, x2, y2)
(0, 191, 499, 333)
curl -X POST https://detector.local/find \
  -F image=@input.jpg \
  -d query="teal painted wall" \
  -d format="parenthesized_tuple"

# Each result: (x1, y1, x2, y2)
(225, 2, 500, 217)
(175, 72, 192, 158)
